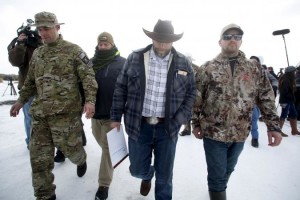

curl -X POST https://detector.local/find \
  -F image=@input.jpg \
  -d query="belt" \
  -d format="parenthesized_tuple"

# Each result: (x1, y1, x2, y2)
(142, 116, 165, 125)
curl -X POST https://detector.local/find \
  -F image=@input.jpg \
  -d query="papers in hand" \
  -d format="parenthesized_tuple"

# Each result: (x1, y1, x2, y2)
(107, 125, 128, 168)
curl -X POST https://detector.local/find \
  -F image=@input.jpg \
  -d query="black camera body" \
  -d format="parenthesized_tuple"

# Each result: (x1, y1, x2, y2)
(7, 76, 13, 86)
(7, 19, 40, 51)
(16, 19, 40, 48)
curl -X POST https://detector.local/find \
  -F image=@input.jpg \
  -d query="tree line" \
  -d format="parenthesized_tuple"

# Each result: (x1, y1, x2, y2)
(0, 74, 18, 83)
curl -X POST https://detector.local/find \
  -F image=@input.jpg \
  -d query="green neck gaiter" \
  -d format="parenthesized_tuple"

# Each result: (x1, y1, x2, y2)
(92, 46, 120, 72)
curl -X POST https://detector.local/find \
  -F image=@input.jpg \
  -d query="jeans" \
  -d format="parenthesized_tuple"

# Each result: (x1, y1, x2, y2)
(251, 105, 260, 139)
(280, 103, 298, 119)
(203, 137, 244, 192)
(22, 96, 33, 145)
(128, 121, 178, 200)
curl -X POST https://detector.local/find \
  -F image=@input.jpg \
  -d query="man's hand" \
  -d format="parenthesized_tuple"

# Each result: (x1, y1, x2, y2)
(110, 122, 121, 132)
(10, 102, 23, 117)
(17, 33, 27, 43)
(192, 126, 204, 139)
(268, 131, 282, 146)
(83, 102, 95, 119)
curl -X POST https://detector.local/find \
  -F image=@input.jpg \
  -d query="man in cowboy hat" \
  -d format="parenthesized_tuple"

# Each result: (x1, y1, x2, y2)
(10, 11, 97, 200)
(110, 19, 195, 200)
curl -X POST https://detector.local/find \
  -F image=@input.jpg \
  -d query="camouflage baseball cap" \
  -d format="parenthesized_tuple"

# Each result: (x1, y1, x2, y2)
(32, 11, 65, 27)
(220, 23, 243, 38)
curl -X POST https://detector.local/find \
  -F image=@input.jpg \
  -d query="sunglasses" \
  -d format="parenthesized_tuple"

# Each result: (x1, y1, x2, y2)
(222, 34, 242, 41)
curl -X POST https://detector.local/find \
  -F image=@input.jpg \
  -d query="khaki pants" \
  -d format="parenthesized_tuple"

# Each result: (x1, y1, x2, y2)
(91, 118, 114, 187)
(30, 113, 86, 200)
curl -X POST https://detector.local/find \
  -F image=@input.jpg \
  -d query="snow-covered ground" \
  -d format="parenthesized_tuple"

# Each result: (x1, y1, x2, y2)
(0, 81, 300, 200)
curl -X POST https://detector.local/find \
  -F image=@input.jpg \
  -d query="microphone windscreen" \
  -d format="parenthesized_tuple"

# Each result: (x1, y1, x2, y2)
(273, 29, 290, 35)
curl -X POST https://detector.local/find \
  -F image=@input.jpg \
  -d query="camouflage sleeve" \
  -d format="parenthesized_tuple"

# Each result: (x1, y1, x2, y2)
(17, 49, 38, 104)
(256, 65, 281, 132)
(191, 64, 207, 128)
(74, 49, 97, 104)
(8, 44, 26, 67)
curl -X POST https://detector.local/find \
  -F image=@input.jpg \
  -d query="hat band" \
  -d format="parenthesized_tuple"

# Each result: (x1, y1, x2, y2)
(36, 20, 57, 23)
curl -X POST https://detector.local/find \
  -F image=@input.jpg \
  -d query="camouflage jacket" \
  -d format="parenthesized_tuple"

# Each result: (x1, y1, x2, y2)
(192, 51, 280, 142)
(18, 36, 97, 117)
(8, 44, 36, 89)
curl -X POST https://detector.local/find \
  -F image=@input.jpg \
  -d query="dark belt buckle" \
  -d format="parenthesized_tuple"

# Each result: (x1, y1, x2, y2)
(147, 116, 159, 125)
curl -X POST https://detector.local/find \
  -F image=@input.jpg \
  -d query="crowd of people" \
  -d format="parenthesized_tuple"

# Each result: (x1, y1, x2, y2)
(7, 11, 299, 200)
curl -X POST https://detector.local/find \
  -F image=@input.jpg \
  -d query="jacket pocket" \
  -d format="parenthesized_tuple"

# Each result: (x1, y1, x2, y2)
(173, 71, 188, 94)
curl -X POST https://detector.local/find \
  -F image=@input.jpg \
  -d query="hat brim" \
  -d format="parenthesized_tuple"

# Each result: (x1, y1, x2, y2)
(222, 28, 244, 36)
(31, 22, 65, 27)
(143, 28, 183, 43)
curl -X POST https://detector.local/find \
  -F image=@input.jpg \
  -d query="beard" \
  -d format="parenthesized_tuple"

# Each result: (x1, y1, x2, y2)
(222, 43, 239, 55)
(153, 47, 171, 58)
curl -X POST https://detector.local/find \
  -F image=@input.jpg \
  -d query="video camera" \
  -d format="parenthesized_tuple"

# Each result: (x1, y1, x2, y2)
(17, 19, 40, 47)
(7, 19, 40, 51)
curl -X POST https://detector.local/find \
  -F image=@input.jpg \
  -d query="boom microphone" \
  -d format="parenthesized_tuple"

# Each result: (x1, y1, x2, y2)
(273, 29, 290, 36)
(272, 28, 290, 66)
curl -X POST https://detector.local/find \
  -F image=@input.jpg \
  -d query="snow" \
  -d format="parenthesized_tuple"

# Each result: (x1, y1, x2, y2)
(0, 81, 300, 200)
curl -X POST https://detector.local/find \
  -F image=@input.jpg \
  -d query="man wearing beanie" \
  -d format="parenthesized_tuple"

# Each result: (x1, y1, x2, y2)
(91, 31, 126, 200)
(10, 11, 97, 200)
(110, 19, 195, 199)
(192, 23, 282, 200)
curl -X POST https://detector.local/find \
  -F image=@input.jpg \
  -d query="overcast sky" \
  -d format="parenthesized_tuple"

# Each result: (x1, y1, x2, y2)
(1, 0, 299, 75)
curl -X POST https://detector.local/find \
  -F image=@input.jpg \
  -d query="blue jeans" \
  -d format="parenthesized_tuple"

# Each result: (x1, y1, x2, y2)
(128, 121, 178, 200)
(280, 103, 298, 119)
(22, 97, 33, 145)
(251, 105, 260, 139)
(203, 137, 244, 192)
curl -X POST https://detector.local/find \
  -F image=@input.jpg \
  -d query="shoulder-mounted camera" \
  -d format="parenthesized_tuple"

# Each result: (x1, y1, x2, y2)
(7, 19, 41, 51)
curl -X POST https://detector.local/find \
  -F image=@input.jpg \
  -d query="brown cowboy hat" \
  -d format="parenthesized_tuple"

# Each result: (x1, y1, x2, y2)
(143, 19, 183, 43)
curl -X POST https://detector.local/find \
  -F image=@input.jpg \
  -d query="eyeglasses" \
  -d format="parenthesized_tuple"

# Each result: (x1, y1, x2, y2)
(222, 34, 242, 41)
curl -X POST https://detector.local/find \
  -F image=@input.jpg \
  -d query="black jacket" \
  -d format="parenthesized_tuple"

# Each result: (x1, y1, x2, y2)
(93, 55, 126, 119)
(279, 79, 295, 104)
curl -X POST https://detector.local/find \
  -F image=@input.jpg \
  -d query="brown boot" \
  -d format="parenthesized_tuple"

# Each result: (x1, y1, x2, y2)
(140, 180, 151, 196)
(290, 119, 300, 135)
(279, 119, 288, 137)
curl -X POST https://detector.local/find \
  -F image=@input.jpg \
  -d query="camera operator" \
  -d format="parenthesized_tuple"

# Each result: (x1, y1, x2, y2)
(8, 26, 42, 149)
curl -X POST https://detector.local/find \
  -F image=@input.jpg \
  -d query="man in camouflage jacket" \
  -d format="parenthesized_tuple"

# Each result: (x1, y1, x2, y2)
(10, 12, 97, 200)
(192, 24, 282, 200)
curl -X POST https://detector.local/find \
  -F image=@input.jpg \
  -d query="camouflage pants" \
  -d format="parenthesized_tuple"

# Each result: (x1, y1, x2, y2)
(29, 113, 86, 200)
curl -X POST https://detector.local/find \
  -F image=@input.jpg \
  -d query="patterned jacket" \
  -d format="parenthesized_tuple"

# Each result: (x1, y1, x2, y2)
(192, 51, 280, 142)
(111, 45, 196, 141)
(18, 36, 97, 117)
